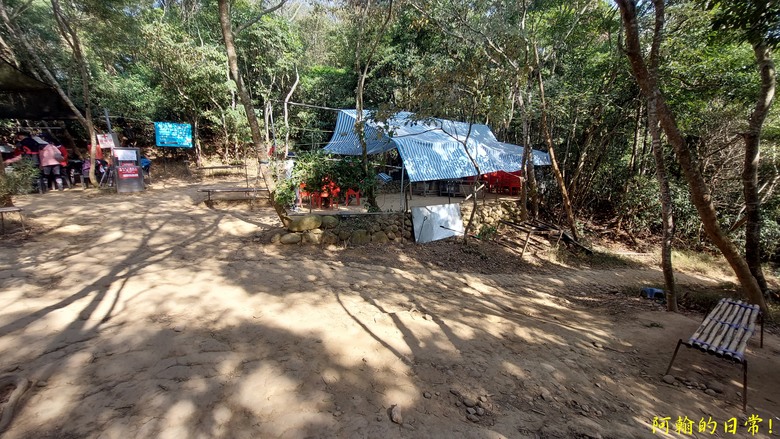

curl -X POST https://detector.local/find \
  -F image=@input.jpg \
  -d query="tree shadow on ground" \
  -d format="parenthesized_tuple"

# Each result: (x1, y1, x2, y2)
(1, 190, 777, 439)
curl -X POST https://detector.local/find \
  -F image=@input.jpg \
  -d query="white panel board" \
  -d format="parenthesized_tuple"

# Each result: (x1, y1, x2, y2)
(411, 204, 464, 244)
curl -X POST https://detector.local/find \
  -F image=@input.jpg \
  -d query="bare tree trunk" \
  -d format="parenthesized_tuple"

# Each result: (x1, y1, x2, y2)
(218, 0, 289, 226)
(743, 42, 775, 293)
(517, 91, 530, 220)
(193, 116, 202, 168)
(50, 0, 98, 185)
(617, 0, 768, 313)
(352, 0, 392, 211)
(534, 44, 578, 240)
(354, 75, 376, 208)
(458, 117, 480, 243)
(523, 88, 539, 219)
(648, 97, 677, 311)
(218, 0, 264, 160)
(264, 100, 272, 145)
(283, 66, 299, 157)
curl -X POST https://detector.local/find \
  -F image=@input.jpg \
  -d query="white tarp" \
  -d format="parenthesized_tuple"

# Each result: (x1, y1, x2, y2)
(412, 204, 464, 243)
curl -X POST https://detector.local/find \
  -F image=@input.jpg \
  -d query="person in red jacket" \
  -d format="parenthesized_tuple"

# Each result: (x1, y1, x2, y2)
(55, 140, 69, 188)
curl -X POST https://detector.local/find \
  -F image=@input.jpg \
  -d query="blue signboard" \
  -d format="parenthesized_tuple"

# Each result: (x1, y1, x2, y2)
(154, 122, 193, 148)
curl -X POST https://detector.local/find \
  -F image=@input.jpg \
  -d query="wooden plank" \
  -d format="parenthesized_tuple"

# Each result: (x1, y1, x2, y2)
(731, 305, 760, 361)
(721, 305, 754, 358)
(715, 306, 744, 356)
(707, 302, 743, 355)
(690, 299, 728, 350)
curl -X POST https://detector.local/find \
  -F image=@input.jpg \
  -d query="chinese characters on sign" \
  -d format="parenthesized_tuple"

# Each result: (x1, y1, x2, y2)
(154, 122, 193, 148)
(651, 415, 772, 436)
(97, 133, 117, 149)
(117, 165, 139, 180)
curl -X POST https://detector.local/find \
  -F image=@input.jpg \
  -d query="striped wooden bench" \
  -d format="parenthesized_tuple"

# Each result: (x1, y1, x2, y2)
(665, 298, 764, 411)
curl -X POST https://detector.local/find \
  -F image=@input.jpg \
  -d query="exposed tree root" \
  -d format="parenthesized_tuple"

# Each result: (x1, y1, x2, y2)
(0, 375, 30, 434)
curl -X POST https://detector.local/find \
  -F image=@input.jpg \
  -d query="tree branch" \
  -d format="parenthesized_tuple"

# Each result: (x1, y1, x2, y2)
(235, 0, 288, 34)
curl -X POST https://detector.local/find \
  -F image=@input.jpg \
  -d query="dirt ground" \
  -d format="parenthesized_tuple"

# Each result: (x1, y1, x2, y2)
(0, 176, 778, 439)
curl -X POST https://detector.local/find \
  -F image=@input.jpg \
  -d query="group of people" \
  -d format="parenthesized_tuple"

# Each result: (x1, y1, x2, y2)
(3, 131, 153, 193)
(3, 132, 120, 192)
(3, 131, 69, 191)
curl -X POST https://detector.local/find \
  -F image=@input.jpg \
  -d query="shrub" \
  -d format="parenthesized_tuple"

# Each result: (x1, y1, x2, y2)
(1, 158, 40, 197)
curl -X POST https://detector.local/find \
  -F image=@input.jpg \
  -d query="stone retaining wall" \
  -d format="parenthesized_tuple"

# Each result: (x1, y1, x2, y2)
(461, 200, 522, 234)
(272, 200, 522, 245)
(272, 212, 413, 245)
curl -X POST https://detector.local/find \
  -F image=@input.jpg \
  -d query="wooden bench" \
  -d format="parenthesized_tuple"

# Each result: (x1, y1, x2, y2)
(197, 164, 246, 176)
(0, 206, 26, 235)
(197, 187, 268, 202)
(665, 298, 763, 411)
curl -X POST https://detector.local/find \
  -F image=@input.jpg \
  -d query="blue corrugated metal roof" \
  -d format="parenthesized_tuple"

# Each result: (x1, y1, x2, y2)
(323, 110, 549, 182)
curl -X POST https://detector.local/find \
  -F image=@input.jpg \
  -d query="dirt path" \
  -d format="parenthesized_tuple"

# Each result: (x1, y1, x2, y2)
(0, 182, 777, 439)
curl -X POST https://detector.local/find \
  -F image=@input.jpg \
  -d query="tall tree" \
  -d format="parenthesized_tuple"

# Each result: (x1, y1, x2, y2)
(0, 0, 99, 184)
(704, 0, 779, 293)
(645, 0, 677, 312)
(218, 0, 290, 225)
(349, 0, 394, 210)
(616, 0, 768, 313)
(50, 0, 100, 184)
(533, 42, 579, 240)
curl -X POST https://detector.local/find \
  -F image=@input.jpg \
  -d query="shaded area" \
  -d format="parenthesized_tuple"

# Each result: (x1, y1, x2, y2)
(0, 182, 777, 439)
(0, 60, 77, 120)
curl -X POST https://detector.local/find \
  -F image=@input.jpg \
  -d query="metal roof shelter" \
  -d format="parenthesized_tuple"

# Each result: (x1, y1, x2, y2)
(0, 60, 78, 120)
(323, 110, 550, 182)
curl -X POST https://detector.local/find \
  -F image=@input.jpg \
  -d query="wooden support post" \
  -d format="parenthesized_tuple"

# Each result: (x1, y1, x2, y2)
(665, 339, 683, 375)
(520, 230, 532, 258)
(743, 361, 748, 412)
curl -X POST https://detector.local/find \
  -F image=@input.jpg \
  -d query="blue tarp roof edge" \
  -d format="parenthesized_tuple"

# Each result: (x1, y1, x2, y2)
(323, 110, 550, 182)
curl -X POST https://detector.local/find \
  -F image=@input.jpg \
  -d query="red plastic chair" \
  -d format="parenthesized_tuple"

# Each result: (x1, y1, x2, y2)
(345, 188, 361, 206)
(298, 183, 310, 208)
(320, 179, 341, 209)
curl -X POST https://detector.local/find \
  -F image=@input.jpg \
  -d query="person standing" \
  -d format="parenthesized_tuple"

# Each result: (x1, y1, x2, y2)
(55, 139, 70, 188)
(4, 131, 41, 166)
(39, 133, 64, 191)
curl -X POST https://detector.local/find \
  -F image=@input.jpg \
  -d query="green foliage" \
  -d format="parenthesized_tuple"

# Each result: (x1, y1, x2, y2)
(292, 151, 376, 193)
(274, 177, 297, 209)
(331, 156, 375, 195)
(618, 175, 661, 236)
(702, 0, 780, 47)
(1, 159, 41, 196)
(476, 225, 498, 241)
(1, 0, 777, 263)
(669, 181, 705, 246)
(273, 151, 377, 209)
(293, 66, 355, 149)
